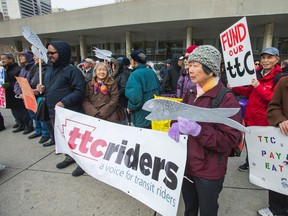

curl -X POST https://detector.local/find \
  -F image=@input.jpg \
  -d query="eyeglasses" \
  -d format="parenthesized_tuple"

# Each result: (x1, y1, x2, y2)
(47, 51, 58, 56)
(255, 63, 260, 65)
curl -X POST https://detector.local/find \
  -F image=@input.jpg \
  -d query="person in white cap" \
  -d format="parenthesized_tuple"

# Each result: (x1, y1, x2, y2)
(168, 45, 242, 216)
(82, 58, 94, 82)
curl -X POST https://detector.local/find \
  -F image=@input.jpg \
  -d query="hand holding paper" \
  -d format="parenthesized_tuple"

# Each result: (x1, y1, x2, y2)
(178, 117, 201, 137)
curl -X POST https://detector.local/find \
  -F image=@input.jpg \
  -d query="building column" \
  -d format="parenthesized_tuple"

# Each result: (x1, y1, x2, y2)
(262, 23, 274, 49)
(79, 35, 87, 60)
(126, 31, 132, 57)
(186, 26, 193, 48)
(120, 42, 125, 55)
(155, 40, 159, 54)
(142, 41, 147, 53)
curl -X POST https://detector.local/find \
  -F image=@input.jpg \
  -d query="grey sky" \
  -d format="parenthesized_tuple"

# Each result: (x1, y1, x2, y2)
(50, 0, 115, 10)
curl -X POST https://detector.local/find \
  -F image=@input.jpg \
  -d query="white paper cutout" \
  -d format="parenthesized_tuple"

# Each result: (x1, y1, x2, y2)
(143, 98, 250, 133)
(93, 47, 112, 60)
(21, 25, 48, 63)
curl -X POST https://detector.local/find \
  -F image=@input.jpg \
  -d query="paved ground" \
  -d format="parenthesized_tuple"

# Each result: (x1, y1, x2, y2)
(0, 108, 268, 216)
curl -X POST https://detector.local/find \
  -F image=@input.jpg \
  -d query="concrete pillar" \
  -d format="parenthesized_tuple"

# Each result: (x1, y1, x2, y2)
(142, 41, 147, 53)
(155, 40, 159, 54)
(120, 42, 125, 55)
(126, 31, 132, 57)
(79, 35, 87, 60)
(186, 26, 193, 48)
(262, 23, 274, 49)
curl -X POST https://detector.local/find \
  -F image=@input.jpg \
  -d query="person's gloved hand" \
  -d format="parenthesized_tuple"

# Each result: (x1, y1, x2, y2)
(178, 116, 201, 137)
(168, 122, 180, 142)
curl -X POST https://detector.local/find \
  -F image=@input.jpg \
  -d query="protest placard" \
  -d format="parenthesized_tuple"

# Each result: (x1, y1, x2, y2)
(0, 66, 6, 108)
(246, 126, 288, 196)
(54, 106, 187, 216)
(15, 77, 37, 113)
(220, 17, 256, 87)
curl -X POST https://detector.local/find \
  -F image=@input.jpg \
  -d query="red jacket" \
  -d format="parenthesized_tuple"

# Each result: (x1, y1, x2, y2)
(232, 65, 282, 126)
(183, 82, 242, 180)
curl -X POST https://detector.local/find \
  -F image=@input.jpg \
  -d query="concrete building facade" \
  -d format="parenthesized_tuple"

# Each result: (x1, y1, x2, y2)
(0, 0, 287, 63)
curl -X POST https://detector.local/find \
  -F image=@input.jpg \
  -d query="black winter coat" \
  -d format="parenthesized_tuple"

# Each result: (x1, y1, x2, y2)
(44, 41, 85, 118)
(4, 63, 22, 108)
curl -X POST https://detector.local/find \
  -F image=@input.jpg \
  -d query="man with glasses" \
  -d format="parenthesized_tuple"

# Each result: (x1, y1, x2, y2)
(37, 41, 86, 177)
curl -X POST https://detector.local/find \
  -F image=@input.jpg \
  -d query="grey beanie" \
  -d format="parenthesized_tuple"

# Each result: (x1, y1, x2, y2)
(188, 45, 221, 76)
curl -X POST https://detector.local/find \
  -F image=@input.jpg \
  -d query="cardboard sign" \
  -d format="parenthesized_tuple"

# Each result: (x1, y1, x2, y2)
(246, 126, 288, 196)
(220, 17, 256, 87)
(15, 77, 37, 113)
(0, 67, 6, 108)
(54, 106, 187, 216)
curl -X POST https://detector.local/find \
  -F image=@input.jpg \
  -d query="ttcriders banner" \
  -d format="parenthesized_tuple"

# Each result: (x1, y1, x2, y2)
(220, 17, 256, 87)
(54, 107, 187, 216)
(246, 126, 288, 196)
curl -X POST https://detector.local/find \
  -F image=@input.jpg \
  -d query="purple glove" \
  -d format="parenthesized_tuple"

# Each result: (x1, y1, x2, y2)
(168, 123, 180, 142)
(177, 116, 201, 137)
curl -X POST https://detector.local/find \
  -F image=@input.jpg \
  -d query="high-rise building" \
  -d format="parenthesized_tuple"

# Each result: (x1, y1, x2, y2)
(0, 0, 51, 20)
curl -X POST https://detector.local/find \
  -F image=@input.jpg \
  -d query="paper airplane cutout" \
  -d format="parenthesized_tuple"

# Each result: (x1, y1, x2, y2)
(143, 98, 250, 133)
(93, 47, 112, 60)
(21, 25, 48, 63)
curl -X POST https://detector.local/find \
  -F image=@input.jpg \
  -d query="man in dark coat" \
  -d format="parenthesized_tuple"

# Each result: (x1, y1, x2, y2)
(37, 41, 86, 176)
(161, 54, 183, 95)
(0, 53, 22, 129)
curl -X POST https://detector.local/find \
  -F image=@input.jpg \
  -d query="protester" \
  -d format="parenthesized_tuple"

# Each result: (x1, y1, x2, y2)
(114, 57, 131, 125)
(168, 45, 242, 216)
(161, 54, 183, 96)
(273, 59, 288, 85)
(254, 59, 260, 70)
(81, 58, 94, 82)
(36, 41, 86, 177)
(27, 55, 50, 144)
(230, 47, 282, 172)
(258, 76, 288, 216)
(125, 50, 160, 128)
(176, 44, 197, 98)
(159, 58, 172, 82)
(83, 62, 123, 124)
(13, 50, 34, 135)
(0, 53, 22, 129)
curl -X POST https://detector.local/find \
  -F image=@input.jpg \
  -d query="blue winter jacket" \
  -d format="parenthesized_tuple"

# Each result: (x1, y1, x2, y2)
(44, 41, 85, 118)
(125, 64, 160, 128)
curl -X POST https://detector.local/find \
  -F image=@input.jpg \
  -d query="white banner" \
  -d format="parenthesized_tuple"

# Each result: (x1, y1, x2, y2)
(246, 126, 288, 195)
(220, 17, 256, 87)
(54, 107, 187, 216)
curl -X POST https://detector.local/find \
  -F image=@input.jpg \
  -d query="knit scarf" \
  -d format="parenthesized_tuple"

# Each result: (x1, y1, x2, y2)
(196, 77, 219, 98)
(94, 81, 108, 95)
